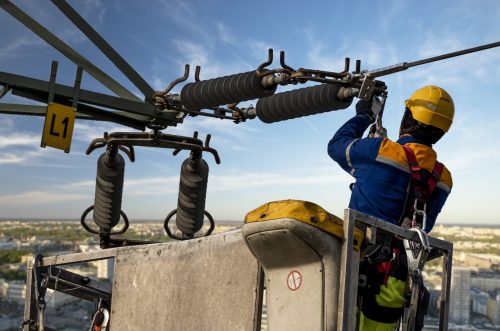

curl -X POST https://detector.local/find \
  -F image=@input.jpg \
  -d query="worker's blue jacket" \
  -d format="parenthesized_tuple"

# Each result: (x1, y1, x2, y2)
(328, 114, 452, 233)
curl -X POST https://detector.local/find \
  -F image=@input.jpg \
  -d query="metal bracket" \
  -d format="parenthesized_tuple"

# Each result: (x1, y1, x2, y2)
(47, 61, 58, 105)
(72, 66, 83, 108)
(358, 75, 375, 100)
(40, 61, 59, 148)
(87, 131, 221, 164)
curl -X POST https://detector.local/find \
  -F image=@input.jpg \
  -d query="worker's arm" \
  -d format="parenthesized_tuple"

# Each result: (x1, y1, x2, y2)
(425, 170, 453, 233)
(327, 112, 383, 175)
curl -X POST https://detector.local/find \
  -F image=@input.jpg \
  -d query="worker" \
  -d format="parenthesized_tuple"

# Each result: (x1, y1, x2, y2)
(327, 86, 454, 330)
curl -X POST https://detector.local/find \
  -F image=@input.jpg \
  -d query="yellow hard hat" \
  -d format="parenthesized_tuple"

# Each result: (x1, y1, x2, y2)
(404, 86, 454, 132)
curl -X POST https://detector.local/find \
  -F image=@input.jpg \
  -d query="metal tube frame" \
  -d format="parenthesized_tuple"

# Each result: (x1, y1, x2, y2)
(50, 0, 155, 102)
(337, 208, 453, 331)
(23, 249, 121, 331)
(0, 71, 182, 129)
(0, 0, 140, 102)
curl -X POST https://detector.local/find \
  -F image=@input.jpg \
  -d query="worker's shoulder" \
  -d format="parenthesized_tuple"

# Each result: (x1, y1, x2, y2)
(375, 138, 409, 171)
(375, 138, 453, 190)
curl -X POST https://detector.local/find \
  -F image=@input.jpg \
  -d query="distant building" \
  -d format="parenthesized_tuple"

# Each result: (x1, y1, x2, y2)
(0, 278, 7, 297)
(96, 258, 114, 279)
(3, 280, 26, 304)
(0, 240, 16, 249)
(65, 265, 96, 277)
(467, 254, 500, 270)
(450, 267, 471, 325)
(78, 239, 99, 253)
(471, 270, 500, 292)
(428, 290, 441, 318)
(488, 289, 500, 326)
(470, 288, 489, 316)
(45, 289, 76, 309)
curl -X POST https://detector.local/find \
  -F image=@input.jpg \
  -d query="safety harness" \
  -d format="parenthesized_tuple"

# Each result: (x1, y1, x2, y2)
(401, 144, 444, 230)
(400, 144, 444, 331)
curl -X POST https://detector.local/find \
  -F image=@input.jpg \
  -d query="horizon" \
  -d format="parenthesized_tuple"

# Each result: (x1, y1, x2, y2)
(0, 217, 498, 228)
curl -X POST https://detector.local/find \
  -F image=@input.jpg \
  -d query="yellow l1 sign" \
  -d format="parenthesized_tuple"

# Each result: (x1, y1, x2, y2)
(41, 103, 76, 153)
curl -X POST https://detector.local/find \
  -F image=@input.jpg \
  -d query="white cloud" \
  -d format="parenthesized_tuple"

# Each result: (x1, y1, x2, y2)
(377, 1, 407, 32)
(172, 39, 247, 79)
(64, 180, 95, 189)
(173, 40, 211, 68)
(215, 22, 237, 45)
(0, 133, 39, 148)
(122, 171, 346, 196)
(125, 186, 178, 196)
(0, 131, 77, 166)
(0, 152, 25, 164)
(446, 147, 499, 175)
(248, 40, 279, 60)
(404, 34, 500, 89)
(0, 36, 44, 59)
(167, 116, 261, 152)
(79, 0, 107, 25)
(155, 0, 213, 47)
(209, 172, 346, 192)
(417, 35, 464, 59)
(0, 0, 108, 61)
(302, 118, 320, 136)
(44, 177, 179, 197)
(71, 114, 262, 153)
(73, 122, 125, 142)
(0, 132, 49, 164)
(304, 29, 387, 71)
(126, 177, 178, 188)
(152, 76, 167, 92)
(0, 191, 87, 205)
(0, 117, 14, 130)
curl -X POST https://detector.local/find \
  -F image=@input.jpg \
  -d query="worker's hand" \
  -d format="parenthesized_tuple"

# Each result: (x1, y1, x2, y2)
(355, 98, 375, 123)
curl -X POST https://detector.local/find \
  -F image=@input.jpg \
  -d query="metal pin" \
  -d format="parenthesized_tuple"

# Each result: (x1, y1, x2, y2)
(72, 66, 83, 109)
(48, 61, 59, 104)
(195, 66, 201, 82)
(343, 57, 350, 73)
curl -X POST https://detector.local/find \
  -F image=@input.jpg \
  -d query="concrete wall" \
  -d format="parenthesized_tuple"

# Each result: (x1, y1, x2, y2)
(110, 230, 262, 331)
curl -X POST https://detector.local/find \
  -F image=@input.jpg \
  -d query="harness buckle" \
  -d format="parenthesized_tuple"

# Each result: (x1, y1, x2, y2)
(89, 298, 110, 331)
(412, 199, 427, 230)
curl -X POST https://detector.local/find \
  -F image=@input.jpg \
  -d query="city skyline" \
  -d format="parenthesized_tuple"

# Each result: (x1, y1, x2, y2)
(0, 0, 499, 224)
(1, 220, 500, 329)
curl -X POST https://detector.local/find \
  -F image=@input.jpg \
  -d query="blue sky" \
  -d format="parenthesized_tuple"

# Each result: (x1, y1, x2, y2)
(0, 0, 499, 225)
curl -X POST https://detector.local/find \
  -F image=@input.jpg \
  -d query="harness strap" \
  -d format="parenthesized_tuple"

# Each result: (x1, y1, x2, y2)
(402, 145, 422, 182)
(401, 145, 444, 201)
(428, 161, 444, 196)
